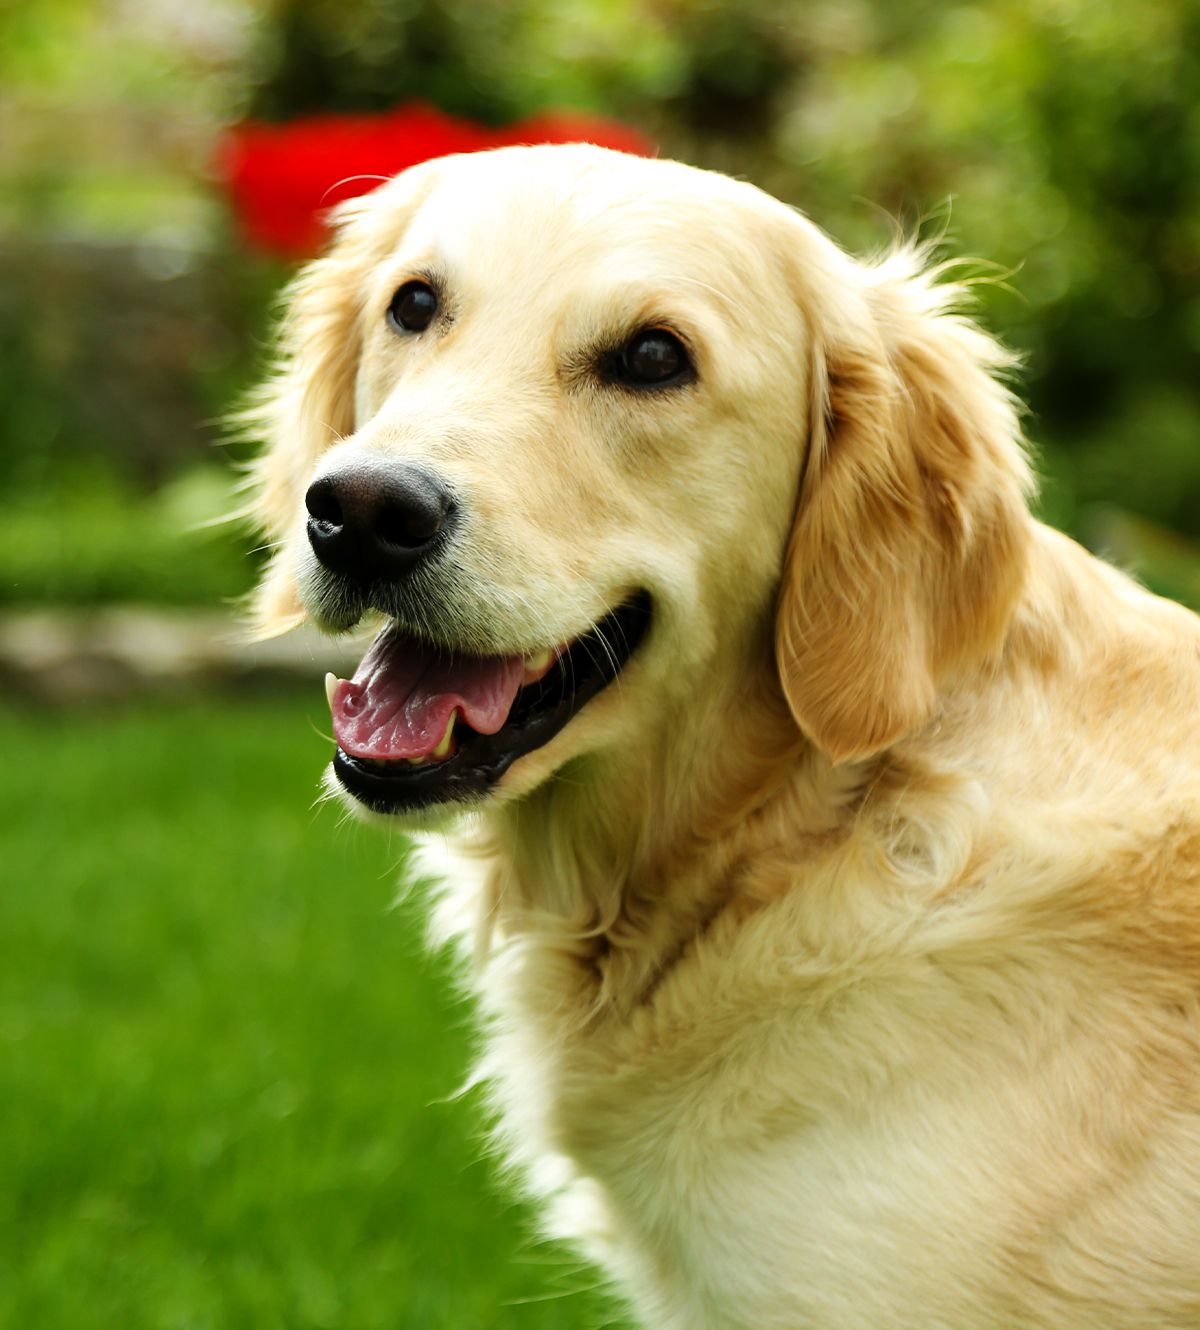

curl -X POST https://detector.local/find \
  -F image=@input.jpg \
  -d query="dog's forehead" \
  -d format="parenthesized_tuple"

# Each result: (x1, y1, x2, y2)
(401, 146, 786, 293)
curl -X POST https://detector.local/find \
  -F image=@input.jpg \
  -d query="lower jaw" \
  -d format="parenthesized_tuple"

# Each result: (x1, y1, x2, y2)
(332, 744, 515, 814)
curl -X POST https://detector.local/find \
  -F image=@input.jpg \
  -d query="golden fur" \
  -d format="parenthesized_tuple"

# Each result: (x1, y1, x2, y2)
(247, 145, 1200, 1329)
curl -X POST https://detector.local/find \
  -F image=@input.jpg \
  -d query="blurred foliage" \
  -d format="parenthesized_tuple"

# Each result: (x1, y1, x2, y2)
(0, 464, 253, 607)
(0, 0, 1198, 604)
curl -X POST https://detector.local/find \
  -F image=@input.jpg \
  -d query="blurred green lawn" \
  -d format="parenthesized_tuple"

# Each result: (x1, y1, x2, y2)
(0, 695, 628, 1330)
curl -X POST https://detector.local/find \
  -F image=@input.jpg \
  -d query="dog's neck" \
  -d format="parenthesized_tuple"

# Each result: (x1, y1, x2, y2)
(470, 666, 871, 1013)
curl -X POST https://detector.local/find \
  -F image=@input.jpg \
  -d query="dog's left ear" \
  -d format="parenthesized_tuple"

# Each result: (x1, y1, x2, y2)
(776, 249, 1033, 762)
(237, 166, 438, 637)
(240, 209, 371, 636)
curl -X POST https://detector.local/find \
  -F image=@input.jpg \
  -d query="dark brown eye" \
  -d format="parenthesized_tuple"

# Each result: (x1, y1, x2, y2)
(387, 280, 438, 333)
(612, 328, 692, 387)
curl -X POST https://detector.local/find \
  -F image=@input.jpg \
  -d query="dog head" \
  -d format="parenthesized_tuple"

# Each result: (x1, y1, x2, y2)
(246, 144, 1031, 821)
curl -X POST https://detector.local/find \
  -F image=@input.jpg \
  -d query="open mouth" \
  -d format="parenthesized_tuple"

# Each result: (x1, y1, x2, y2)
(327, 592, 651, 813)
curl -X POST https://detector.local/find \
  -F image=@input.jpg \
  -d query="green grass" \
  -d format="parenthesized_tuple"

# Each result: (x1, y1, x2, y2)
(0, 695, 628, 1330)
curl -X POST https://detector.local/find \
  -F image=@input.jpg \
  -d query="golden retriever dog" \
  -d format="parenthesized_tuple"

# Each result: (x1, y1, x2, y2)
(245, 144, 1200, 1329)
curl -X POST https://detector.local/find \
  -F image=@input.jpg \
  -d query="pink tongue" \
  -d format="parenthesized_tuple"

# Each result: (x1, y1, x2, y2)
(331, 628, 526, 761)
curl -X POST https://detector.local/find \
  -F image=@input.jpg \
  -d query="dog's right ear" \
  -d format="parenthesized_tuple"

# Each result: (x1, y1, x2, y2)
(237, 168, 435, 637)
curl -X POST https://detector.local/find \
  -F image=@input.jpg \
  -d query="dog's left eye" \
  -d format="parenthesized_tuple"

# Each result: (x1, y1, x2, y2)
(388, 281, 439, 333)
(608, 329, 693, 388)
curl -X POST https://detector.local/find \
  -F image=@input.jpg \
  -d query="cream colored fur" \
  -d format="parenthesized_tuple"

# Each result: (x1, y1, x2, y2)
(248, 144, 1200, 1329)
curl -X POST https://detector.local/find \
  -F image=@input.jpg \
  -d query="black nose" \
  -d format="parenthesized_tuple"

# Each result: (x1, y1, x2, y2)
(305, 462, 455, 584)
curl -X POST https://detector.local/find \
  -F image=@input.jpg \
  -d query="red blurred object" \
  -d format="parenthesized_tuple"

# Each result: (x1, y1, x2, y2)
(216, 103, 656, 259)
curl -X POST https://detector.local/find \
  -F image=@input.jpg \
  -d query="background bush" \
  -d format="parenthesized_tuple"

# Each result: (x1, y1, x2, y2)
(2, 0, 1198, 607)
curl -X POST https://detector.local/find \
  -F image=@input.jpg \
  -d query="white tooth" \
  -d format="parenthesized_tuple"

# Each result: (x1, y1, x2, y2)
(524, 649, 553, 673)
(431, 710, 457, 760)
(324, 672, 339, 709)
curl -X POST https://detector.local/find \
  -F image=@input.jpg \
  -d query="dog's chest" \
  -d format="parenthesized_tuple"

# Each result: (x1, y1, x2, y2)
(493, 951, 1029, 1330)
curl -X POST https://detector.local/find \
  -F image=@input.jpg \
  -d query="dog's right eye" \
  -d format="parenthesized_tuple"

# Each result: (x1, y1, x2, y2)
(388, 281, 439, 333)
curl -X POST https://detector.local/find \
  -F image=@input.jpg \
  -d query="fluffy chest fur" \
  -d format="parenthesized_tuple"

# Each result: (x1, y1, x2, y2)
(425, 738, 1200, 1330)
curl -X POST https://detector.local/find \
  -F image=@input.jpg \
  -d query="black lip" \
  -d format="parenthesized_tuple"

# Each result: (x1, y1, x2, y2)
(332, 592, 652, 814)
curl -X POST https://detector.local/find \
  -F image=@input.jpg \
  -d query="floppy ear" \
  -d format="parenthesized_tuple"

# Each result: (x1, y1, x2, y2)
(237, 169, 435, 636)
(775, 249, 1033, 762)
